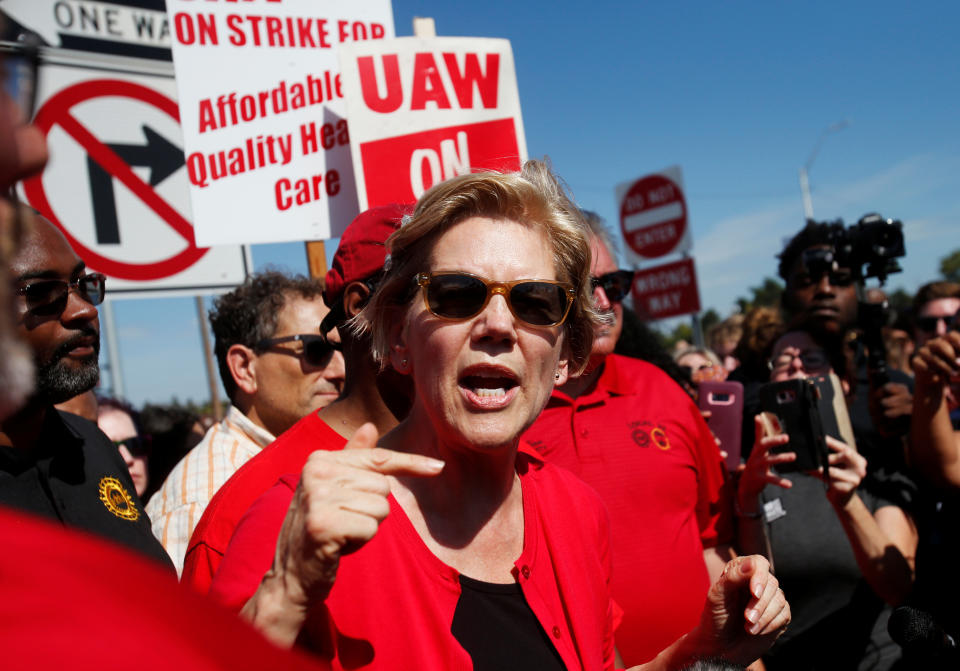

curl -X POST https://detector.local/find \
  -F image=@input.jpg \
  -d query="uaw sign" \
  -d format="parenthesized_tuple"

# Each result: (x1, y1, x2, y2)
(615, 165, 691, 264)
(339, 36, 527, 210)
(631, 257, 701, 321)
(165, 0, 394, 245)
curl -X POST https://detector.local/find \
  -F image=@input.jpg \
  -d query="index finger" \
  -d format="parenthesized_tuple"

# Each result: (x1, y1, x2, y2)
(824, 435, 849, 452)
(342, 424, 445, 476)
(331, 446, 445, 477)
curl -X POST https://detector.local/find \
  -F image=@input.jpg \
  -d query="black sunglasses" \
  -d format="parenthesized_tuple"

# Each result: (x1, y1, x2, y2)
(590, 270, 635, 303)
(16, 272, 106, 315)
(415, 272, 575, 327)
(791, 269, 855, 289)
(255, 334, 336, 368)
(113, 436, 149, 457)
(916, 312, 960, 334)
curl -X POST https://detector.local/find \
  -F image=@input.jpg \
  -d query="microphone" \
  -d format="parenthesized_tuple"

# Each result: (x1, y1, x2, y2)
(889, 606, 958, 666)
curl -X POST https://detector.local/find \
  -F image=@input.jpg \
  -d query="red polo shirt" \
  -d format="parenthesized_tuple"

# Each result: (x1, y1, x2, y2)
(210, 447, 620, 671)
(523, 354, 733, 665)
(181, 413, 348, 594)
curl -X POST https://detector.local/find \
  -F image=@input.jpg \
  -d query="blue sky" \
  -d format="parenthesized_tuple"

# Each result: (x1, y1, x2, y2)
(105, 1, 960, 406)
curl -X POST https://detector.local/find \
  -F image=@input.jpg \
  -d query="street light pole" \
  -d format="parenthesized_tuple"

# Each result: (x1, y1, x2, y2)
(798, 120, 849, 220)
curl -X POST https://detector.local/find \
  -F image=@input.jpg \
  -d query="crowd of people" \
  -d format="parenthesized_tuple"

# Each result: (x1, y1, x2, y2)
(0, 28, 958, 671)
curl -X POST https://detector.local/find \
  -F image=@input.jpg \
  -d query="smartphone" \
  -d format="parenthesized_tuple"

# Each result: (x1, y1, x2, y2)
(814, 372, 856, 449)
(698, 380, 744, 472)
(758, 378, 829, 472)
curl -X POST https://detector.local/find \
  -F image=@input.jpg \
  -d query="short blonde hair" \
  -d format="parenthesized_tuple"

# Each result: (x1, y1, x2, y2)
(357, 160, 600, 372)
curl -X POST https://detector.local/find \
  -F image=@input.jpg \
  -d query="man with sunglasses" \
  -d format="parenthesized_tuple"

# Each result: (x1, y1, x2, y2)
(911, 281, 960, 349)
(524, 213, 735, 666)
(182, 205, 413, 595)
(776, 221, 916, 523)
(146, 271, 345, 574)
(0, 212, 172, 567)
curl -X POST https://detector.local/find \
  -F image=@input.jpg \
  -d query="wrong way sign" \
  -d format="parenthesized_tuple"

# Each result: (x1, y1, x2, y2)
(20, 53, 250, 297)
(631, 257, 701, 321)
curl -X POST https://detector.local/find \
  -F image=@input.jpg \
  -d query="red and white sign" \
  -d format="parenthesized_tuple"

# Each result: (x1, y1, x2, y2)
(165, 0, 394, 245)
(631, 257, 701, 321)
(615, 166, 691, 262)
(20, 59, 250, 297)
(339, 37, 527, 210)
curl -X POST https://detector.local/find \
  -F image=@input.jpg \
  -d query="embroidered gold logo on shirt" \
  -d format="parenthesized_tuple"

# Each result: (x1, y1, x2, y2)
(98, 477, 140, 521)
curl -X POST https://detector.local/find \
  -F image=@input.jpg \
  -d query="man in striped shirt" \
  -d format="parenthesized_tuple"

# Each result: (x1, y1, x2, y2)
(145, 272, 345, 573)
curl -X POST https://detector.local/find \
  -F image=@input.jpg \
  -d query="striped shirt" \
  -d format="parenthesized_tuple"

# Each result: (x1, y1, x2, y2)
(144, 406, 275, 575)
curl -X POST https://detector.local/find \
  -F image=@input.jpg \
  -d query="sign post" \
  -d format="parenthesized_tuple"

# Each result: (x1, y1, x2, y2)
(615, 166, 702, 327)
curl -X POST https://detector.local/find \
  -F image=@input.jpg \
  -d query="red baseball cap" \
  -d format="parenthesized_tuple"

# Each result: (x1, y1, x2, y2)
(321, 204, 412, 332)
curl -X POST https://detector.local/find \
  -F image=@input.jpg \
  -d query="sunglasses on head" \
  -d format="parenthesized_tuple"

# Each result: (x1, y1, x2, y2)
(590, 270, 635, 303)
(916, 312, 960, 334)
(16, 272, 106, 315)
(255, 334, 336, 368)
(415, 272, 575, 327)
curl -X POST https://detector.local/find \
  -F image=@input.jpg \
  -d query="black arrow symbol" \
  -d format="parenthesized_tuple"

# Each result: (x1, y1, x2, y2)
(88, 125, 185, 244)
(108, 125, 185, 186)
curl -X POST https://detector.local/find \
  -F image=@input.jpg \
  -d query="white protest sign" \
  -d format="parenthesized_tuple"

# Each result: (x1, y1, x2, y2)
(164, 0, 394, 246)
(338, 36, 527, 210)
(20, 53, 250, 298)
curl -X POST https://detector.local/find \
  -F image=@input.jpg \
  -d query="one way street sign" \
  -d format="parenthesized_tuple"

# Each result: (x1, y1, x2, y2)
(0, 0, 171, 61)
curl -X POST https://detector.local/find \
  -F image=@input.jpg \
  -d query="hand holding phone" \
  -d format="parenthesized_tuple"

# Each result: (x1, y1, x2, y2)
(736, 415, 794, 509)
(817, 435, 866, 508)
(698, 381, 744, 471)
(758, 378, 829, 473)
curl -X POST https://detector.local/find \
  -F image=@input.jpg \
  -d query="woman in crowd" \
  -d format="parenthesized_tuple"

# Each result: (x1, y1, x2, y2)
(97, 396, 150, 498)
(212, 162, 789, 670)
(736, 327, 916, 670)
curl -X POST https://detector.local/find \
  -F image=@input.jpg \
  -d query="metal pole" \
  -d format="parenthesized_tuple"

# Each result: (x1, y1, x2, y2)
(798, 120, 849, 222)
(100, 297, 125, 399)
(195, 295, 223, 419)
(691, 313, 705, 348)
(799, 166, 814, 220)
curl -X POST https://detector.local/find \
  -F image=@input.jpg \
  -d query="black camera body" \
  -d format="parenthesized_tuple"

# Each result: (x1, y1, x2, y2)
(801, 213, 905, 285)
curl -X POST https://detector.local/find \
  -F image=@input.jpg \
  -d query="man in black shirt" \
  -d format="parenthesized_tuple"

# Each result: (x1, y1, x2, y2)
(777, 221, 914, 491)
(0, 211, 172, 569)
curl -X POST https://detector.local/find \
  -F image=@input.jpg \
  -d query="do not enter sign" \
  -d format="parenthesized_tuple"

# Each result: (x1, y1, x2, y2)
(616, 166, 691, 261)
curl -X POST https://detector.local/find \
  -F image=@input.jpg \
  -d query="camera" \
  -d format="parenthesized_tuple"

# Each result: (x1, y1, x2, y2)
(801, 213, 905, 286)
